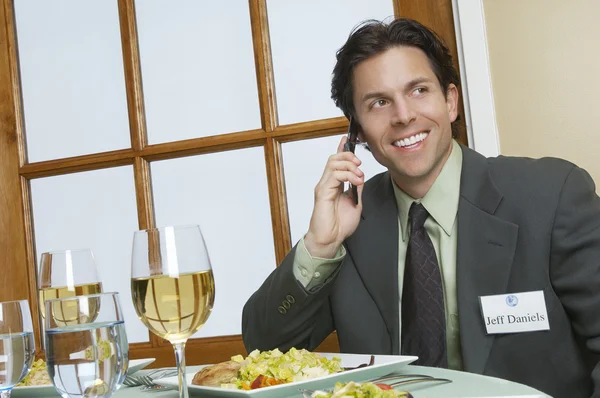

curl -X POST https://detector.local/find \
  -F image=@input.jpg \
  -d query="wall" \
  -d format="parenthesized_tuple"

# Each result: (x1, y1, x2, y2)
(483, 0, 600, 184)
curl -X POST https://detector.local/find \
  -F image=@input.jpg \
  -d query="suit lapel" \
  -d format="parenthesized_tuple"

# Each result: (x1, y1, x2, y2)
(456, 146, 519, 374)
(346, 173, 400, 354)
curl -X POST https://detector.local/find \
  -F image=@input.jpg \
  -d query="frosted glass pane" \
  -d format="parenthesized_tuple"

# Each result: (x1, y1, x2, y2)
(30, 167, 148, 343)
(136, 0, 261, 144)
(268, 0, 395, 125)
(151, 147, 276, 338)
(283, 135, 387, 244)
(14, 0, 130, 163)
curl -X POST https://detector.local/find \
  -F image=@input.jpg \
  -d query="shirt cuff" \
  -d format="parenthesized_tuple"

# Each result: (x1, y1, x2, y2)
(292, 238, 346, 289)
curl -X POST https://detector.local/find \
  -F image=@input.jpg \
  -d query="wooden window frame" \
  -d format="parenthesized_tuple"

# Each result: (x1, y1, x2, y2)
(0, 0, 465, 366)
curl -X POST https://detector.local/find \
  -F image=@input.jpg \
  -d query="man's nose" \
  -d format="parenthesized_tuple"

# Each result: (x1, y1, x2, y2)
(390, 98, 417, 125)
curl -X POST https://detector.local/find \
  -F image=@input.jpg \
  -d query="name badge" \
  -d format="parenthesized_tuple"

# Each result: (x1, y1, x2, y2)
(479, 291, 550, 334)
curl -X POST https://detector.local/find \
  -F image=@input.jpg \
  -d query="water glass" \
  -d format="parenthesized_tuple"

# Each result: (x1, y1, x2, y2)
(44, 293, 128, 398)
(0, 300, 35, 397)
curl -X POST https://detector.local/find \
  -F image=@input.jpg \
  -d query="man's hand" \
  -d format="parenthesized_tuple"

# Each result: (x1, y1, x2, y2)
(304, 137, 365, 258)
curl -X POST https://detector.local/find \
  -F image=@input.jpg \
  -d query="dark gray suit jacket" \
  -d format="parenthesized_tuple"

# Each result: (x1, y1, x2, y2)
(242, 145, 600, 398)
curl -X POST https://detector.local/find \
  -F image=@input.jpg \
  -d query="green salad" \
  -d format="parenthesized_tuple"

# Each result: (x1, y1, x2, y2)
(311, 381, 413, 398)
(222, 348, 343, 389)
(16, 359, 51, 387)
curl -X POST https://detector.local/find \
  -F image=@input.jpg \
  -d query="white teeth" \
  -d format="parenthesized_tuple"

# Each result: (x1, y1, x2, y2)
(394, 132, 429, 147)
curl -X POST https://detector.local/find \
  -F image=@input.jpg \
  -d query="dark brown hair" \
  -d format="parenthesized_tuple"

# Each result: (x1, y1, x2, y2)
(331, 18, 461, 136)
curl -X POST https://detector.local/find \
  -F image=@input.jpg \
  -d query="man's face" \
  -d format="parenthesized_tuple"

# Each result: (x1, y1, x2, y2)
(352, 46, 458, 196)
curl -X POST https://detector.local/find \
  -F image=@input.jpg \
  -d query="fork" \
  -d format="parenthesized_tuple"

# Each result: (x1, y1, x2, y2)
(122, 368, 178, 387)
(370, 373, 436, 383)
(386, 376, 451, 388)
(140, 384, 171, 393)
(122, 376, 140, 387)
(138, 375, 158, 387)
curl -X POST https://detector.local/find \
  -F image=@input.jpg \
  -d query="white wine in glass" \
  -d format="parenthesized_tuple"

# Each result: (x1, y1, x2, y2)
(131, 225, 215, 398)
(38, 249, 103, 324)
(131, 270, 214, 343)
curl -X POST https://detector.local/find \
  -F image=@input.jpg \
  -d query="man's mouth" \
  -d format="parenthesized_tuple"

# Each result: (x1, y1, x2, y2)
(392, 131, 429, 148)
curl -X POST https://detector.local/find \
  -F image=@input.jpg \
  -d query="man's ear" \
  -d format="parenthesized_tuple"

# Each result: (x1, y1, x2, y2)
(354, 118, 365, 143)
(446, 83, 459, 122)
(355, 120, 371, 152)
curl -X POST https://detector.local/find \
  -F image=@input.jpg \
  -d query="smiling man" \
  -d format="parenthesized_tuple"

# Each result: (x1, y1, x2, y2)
(242, 18, 600, 398)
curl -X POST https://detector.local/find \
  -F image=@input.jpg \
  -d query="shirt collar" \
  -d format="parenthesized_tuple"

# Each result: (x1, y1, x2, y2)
(392, 139, 463, 241)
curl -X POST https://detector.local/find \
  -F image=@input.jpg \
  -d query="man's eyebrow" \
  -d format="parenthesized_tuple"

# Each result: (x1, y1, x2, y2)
(360, 91, 387, 103)
(405, 77, 434, 88)
(359, 77, 435, 103)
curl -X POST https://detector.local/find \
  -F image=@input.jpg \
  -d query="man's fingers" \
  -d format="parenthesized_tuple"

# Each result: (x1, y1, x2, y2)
(337, 136, 347, 154)
(331, 170, 364, 187)
(315, 147, 364, 200)
(327, 152, 361, 166)
(316, 170, 364, 195)
(327, 160, 364, 176)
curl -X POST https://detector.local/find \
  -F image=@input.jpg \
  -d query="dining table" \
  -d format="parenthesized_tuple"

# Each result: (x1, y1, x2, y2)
(121, 365, 551, 398)
(17, 365, 549, 398)
(12, 349, 555, 398)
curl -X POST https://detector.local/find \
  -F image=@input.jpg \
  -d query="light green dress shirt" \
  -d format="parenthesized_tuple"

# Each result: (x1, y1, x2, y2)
(293, 139, 463, 370)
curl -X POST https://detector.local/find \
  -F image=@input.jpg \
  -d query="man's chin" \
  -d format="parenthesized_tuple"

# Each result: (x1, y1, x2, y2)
(390, 169, 432, 187)
(390, 165, 434, 181)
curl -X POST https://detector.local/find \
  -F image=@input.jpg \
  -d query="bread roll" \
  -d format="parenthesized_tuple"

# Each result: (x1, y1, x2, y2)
(191, 360, 241, 387)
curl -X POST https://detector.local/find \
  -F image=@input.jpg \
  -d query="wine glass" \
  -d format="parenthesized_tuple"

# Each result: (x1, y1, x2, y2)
(0, 300, 35, 398)
(44, 292, 128, 398)
(38, 249, 103, 323)
(131, 225, 215, 398)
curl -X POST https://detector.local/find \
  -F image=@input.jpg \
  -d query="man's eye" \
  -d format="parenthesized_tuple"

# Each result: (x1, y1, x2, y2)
(372, 99, 388, 108)
(413, 87, 427, 95)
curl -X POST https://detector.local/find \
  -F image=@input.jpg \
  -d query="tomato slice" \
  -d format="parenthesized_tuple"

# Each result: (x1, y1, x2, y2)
(249, 375, 288, 389)
(375, 383, 392, 390)
(250, 375, 264, 389)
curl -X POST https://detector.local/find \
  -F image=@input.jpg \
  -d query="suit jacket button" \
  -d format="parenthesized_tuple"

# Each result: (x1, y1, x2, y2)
(286, 294, 295, 304)
(283, 300, 291, 309)
(278, 306, 287, 314)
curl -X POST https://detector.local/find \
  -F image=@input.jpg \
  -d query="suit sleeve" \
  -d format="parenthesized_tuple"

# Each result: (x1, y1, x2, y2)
(550, 166, 600, 396)
(241, 243, 344, 353)
(293, 238, 346, 289)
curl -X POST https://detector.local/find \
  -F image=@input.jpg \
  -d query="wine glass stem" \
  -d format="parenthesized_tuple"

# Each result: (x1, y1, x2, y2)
(1, 390, 11, 398)
(173, 341, 189, 398)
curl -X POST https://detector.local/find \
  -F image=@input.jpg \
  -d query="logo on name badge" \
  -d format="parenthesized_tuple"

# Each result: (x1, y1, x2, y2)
(506, 295, 519, 307)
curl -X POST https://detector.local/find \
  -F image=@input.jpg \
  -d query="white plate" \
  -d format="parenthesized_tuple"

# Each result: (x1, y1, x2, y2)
(128, 357, 156, 374)
(11, 357, 156, 397)
(155, 353, 417, 398)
